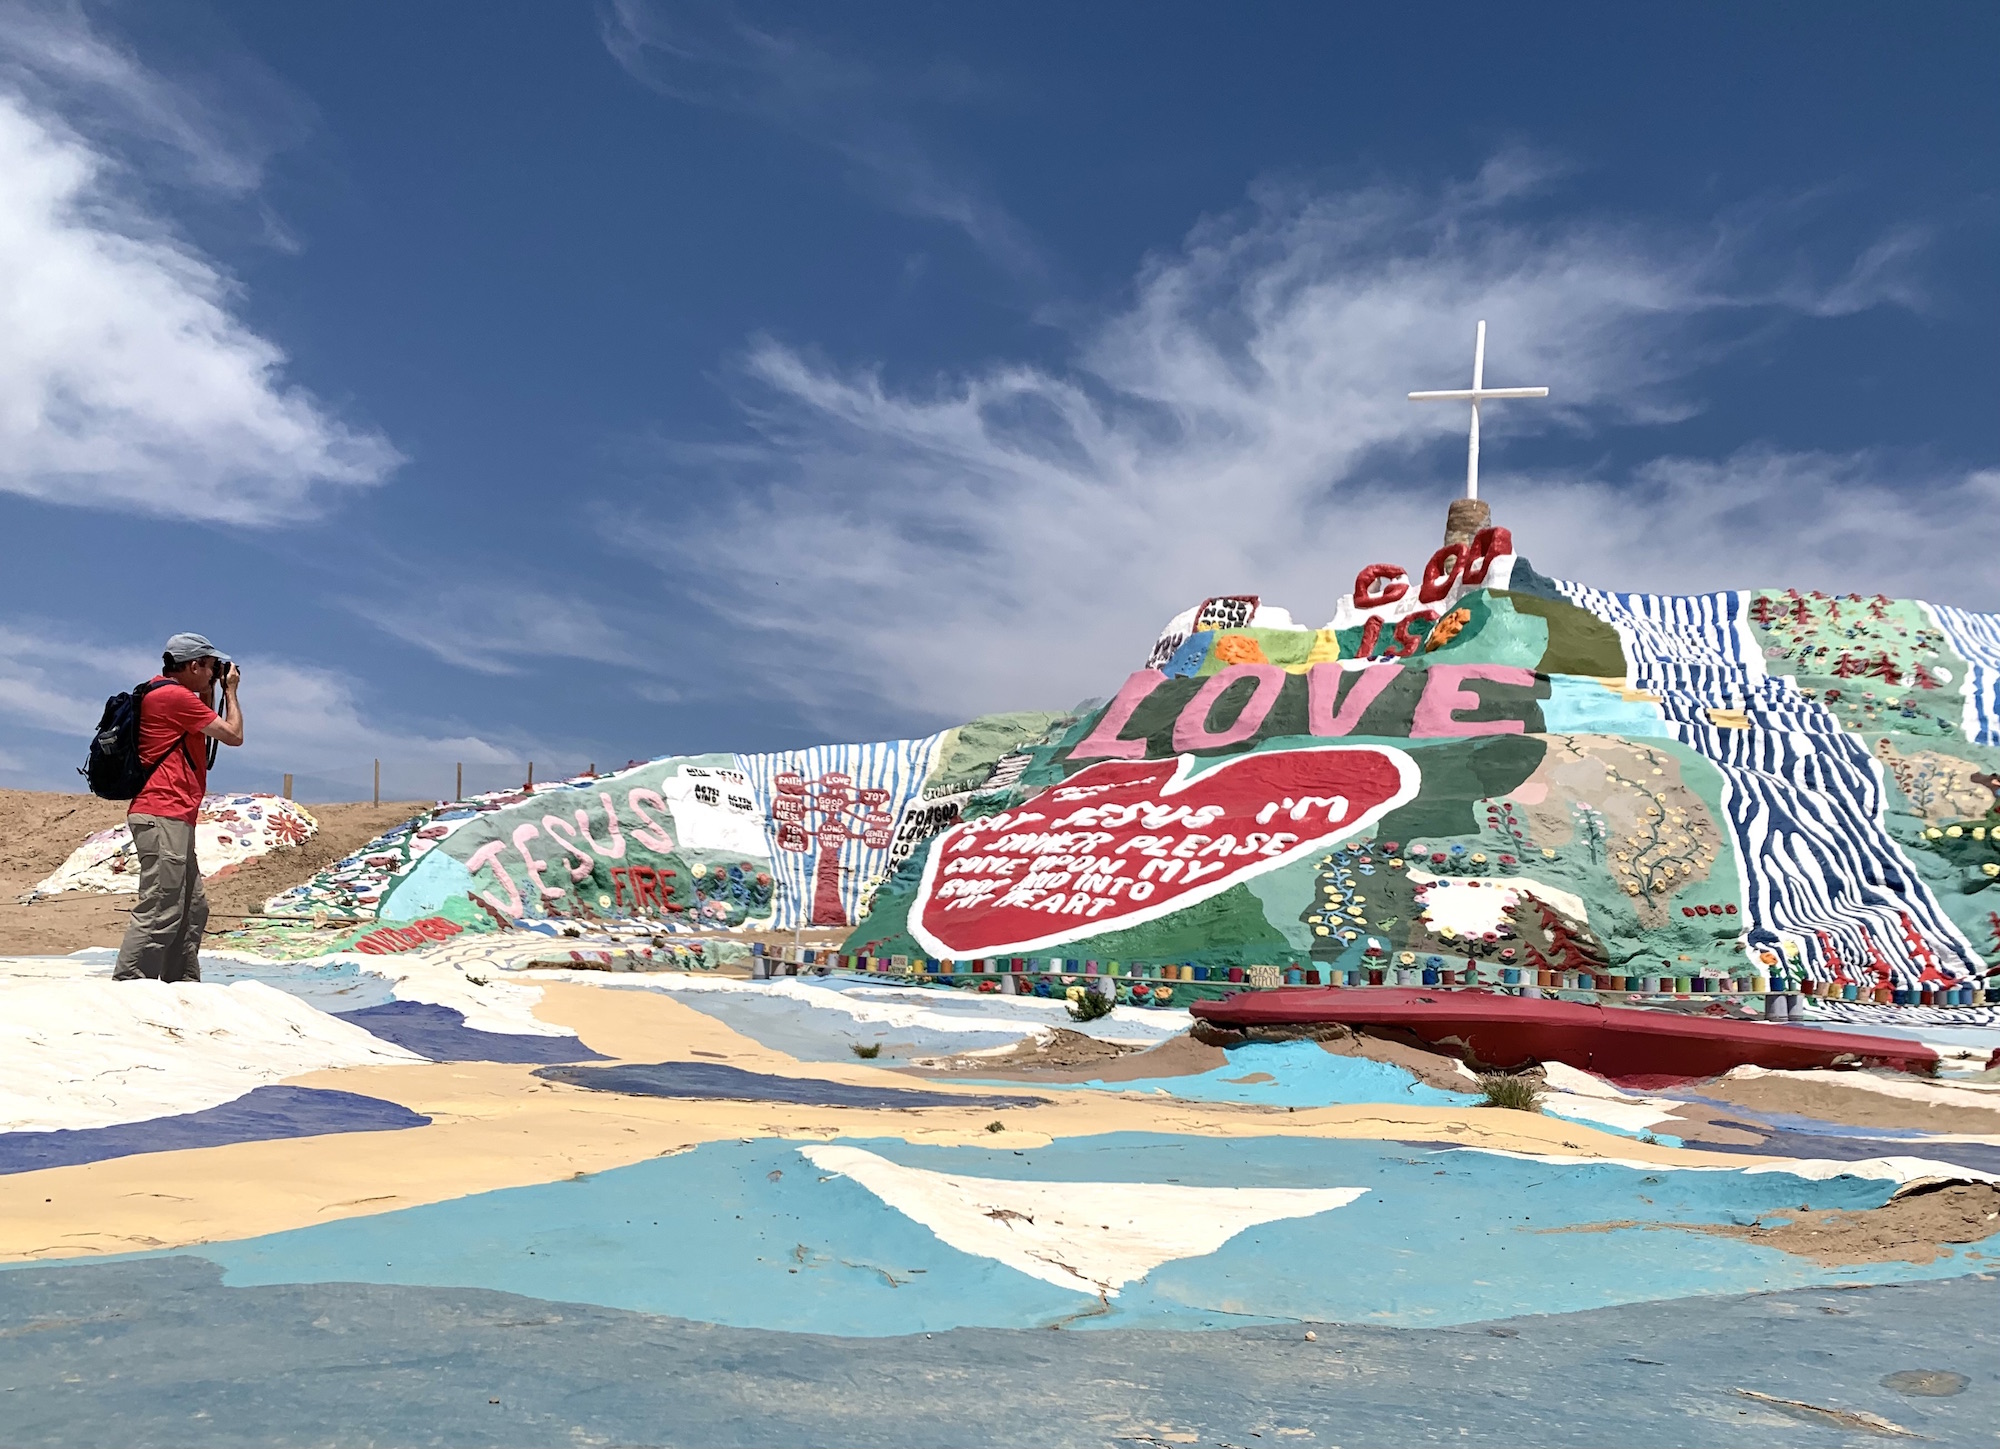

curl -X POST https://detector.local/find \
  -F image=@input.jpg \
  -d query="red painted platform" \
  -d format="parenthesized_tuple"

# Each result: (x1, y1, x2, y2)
(1190, 988, 1938, 1084)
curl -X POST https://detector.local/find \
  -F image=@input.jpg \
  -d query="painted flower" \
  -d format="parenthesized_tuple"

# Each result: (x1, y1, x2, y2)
(1213, 634, 1269, 666)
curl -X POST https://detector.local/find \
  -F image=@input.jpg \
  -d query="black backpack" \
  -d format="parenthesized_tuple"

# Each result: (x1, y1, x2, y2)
(80, 681, 198, 801)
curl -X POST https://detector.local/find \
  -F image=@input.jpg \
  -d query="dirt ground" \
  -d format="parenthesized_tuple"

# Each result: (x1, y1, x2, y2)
(0, 789, 429, 955)
(1561, 1182, 2000, 1266)
(1698, 1072, 2000, 1135)
(1711, 1182, 2000, 1265)
(908, 1029, 1219, 1082)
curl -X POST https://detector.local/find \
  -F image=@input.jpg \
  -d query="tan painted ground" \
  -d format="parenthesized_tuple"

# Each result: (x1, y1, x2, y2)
(0, 982, 1795, 1263)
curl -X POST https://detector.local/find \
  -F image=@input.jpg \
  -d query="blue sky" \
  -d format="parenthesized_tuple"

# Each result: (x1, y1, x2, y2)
(1, 1, 1995, 800)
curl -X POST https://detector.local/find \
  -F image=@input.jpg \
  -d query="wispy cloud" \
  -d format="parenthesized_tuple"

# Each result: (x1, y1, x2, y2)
(613, 164, 1940, 733)
(0, 0, 306, 195)
(0, 616, 539, 794)
(344, 584, 643, 677)
(1500, 452, 2000, 603)
(602, 0, 1042, 280)
(0, 5, 399, 525)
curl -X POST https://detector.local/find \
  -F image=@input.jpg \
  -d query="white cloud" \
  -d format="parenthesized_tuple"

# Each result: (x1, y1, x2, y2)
(344, 586, 641, 677)
(0, 0, 300, 195)
(0, 11, 399, 525)
(1498, 453, 2000, 607)
(620, 166, 1946, 730)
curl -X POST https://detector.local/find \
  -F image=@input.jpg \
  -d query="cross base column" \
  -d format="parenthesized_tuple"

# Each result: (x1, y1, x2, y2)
(1444, 497, 1491, 546)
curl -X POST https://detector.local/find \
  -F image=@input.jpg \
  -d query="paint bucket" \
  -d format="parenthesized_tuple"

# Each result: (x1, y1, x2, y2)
(1764, 993, 1787, 1020)
(1421, 967, 1438, 986)
(1500, 968, 1519, 986)
(1305, 969, 1323, 985)
(1674, 976, 1692, 994)
(1227, 967, 1245, 983)
(1285, 968, 1304, 985)
(1193, 965, 1210, 981)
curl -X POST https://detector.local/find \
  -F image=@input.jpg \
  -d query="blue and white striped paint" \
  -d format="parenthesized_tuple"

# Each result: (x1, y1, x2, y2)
(1549, 583, 1765, 678)
(1553, 580, 1979, 987)
(738, 734, 951, 928)
(1925, 601, 2000, 746)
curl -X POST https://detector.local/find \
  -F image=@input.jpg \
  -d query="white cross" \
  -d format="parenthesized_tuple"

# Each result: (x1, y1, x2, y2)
(1408, 320, 1549, 501)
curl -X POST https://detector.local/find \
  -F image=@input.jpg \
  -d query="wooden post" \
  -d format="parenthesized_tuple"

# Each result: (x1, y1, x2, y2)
(588, 762, 595, 776)
(282, 773, 292, 801)
(455, 762, 462, 801)
(527, 761, 534, 789)
(373, 759, 380, 807)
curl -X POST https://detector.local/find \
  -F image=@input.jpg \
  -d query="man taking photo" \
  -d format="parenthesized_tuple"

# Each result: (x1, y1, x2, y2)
(112, 633, 245, 984)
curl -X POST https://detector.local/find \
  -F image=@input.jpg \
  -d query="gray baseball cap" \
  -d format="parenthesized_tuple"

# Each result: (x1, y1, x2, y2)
(163, 632, 226, 665)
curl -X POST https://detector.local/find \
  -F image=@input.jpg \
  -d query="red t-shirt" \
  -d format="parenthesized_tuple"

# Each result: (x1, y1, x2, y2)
(130, 678, 216, 823)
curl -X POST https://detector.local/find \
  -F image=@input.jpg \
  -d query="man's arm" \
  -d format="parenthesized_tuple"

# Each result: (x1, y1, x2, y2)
(204, 664, 244, 747)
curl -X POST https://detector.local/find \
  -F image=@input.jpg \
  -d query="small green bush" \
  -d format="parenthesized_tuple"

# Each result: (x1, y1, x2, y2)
(850, 1042, 883, 1059)
(1476, 1072, 1545, 1113)
(1067, 988, 1116, 1022)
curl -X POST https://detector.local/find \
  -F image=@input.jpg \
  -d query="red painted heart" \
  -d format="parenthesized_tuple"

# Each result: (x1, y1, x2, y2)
(910, 745, 1419, 959)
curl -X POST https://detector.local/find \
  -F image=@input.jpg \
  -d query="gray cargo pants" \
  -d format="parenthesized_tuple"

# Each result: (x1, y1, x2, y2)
(112, 815, 207, 983)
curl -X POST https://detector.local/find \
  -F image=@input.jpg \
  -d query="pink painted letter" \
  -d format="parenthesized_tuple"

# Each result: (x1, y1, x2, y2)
(1306, 663, 1399, 737)
(1411, 664, 1535, 737)
(1173, 664, 1287, 752)
(1071, 669, 1166, 761)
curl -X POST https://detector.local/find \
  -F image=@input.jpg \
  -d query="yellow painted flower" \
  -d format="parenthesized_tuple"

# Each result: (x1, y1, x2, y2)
(1947, 825, 1964, 838)
(1984, 863, 1999, 878)
(1305, 628, 1342, 666)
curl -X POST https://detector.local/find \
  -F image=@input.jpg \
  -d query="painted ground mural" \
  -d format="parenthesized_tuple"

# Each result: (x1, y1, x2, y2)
(12, 528, 2000, 1446)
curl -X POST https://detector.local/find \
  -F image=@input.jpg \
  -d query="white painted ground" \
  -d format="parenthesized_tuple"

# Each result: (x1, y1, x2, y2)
(0, 978, 424, 1132)
(802, 1143, 1365, 1296)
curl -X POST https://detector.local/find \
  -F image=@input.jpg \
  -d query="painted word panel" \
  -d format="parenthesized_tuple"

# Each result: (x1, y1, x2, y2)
(1064, 663, 1544, 765)
(909, 745, 1420, 958)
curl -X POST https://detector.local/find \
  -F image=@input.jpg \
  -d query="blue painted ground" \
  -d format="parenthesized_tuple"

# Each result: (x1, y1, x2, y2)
(200, 952, 399, 1010)
(2, 1259, 1992, 1447)
(0, 1087, 428, 1174)
(336, 1001, 605, 1063)
(966, 1037, 1477, 1107)
(531, 1060, 1046, 1109)
(75, 1133, 1997, 1336)
(1689, 1127, 2000, 1174)
(648, 974, 1183, 1065)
